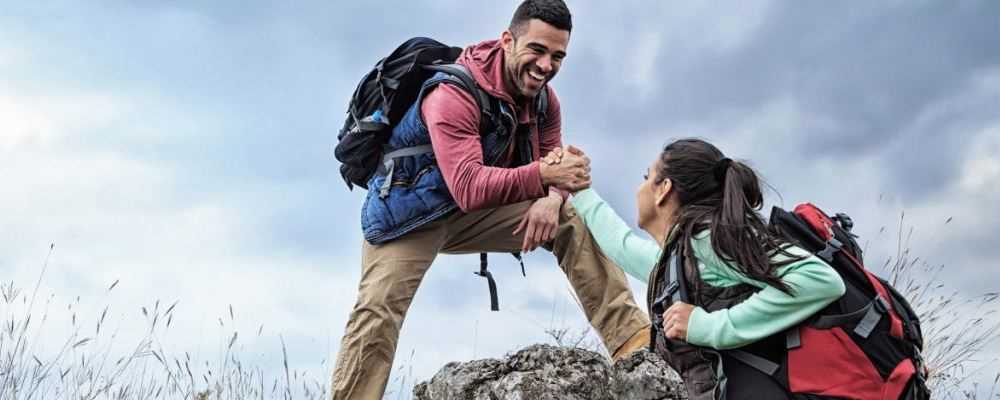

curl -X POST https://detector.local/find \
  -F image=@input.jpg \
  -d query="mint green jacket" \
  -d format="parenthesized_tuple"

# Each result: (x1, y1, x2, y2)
(570, 189, 846, 350)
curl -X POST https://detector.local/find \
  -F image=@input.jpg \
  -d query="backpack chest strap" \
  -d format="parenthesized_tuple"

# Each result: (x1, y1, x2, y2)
(811, 295, 891, 339)
(377, 144, 435, 198)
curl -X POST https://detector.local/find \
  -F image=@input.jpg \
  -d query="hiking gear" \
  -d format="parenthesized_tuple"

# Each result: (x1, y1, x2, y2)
(476, 253, 499, 311)
(418, 39, 563, 212)
(649, 203, 930, 400)
(343, 38, 550, 245)
(341, 38, 553, 311)
(335, 37, 460, 190)
(331, 200, 650, 399)
(572, 188, 844, 349)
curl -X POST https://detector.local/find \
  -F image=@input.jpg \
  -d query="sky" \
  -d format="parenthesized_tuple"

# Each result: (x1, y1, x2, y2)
(2, 1, 999, 398)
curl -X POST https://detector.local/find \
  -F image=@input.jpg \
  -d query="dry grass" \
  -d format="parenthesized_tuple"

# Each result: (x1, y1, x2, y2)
(5, 210, 998, 400)
(542, 288, 605, 356)
(0, 244, 327, 400)
(876, 212, 1000, 399)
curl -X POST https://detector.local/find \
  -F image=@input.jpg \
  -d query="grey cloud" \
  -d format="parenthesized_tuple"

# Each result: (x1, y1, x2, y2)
(559, 1, 1000, 201)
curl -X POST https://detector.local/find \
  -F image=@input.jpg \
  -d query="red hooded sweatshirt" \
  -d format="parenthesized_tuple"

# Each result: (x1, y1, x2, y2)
(421, 39, 567, 212)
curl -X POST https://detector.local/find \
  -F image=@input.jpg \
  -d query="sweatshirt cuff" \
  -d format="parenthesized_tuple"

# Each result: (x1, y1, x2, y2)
(519, 161, 547, 199)
(686, 306, 713, 346)
(569, 188, 599, 211)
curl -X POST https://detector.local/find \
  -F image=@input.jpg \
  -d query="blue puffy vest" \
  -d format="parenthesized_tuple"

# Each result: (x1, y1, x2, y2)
(361, 69, 547, 244)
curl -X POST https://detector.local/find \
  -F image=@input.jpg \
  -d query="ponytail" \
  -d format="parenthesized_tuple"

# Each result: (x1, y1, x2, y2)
(657, 139, 800, 295)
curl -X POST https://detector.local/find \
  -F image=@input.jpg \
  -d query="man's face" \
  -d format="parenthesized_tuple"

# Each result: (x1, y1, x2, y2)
(501, 19, 570, 100)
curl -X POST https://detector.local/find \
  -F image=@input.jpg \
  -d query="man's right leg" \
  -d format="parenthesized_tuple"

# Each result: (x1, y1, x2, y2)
(330, 221, 446, 400)
(441, 201, 650, 360)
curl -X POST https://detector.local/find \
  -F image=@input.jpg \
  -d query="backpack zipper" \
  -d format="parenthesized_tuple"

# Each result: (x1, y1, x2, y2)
(390, 164, 435, 188)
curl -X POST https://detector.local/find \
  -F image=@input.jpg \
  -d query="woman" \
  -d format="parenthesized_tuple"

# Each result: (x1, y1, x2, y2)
(556, 138, 846, 399)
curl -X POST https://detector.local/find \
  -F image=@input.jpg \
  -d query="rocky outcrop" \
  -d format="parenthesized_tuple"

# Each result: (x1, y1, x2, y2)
(413, 344, 685, 400)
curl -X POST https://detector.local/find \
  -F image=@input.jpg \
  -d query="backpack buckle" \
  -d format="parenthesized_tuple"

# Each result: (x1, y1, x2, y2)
(854, 295, 890, 339)
(666, 280, 680, 298)
(651, 282, 678, 330)
(834, 213, 854, 232)
(816, 237, 843, 263)
(873, 296, 890, 314)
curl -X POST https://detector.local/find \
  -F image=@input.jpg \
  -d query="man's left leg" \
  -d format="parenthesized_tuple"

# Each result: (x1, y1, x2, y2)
(442, 200, 651, 358)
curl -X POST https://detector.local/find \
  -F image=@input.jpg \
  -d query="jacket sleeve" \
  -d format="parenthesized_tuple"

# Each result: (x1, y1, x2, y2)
(685, 235, 847, 349)
(569, 188, 661, 282)
(421, 83, 547, 212)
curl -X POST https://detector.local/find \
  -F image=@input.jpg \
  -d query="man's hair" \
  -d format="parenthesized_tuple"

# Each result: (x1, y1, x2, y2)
(509, 0, 572, 37)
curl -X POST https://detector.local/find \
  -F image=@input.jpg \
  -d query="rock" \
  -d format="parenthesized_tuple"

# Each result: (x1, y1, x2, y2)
(413, 344, 686, 400)
(612, 348, 686, 400)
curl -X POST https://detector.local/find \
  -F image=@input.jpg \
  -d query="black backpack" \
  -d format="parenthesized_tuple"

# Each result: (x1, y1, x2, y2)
(336, 37, 461, 190)
(335, 37, 548, 192)
(654, 203, 930, 399)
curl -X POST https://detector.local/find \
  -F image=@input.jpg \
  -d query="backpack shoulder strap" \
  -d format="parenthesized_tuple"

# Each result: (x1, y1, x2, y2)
(535, 85, 549, 126)
(669, 239, 692, 304)
(422, 63, 496, 125)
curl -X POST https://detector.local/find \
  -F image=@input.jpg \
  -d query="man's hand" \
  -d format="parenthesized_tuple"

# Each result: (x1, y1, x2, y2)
(662, 302, 695, 341)
(512, 191, 563, 253)
(539, 145, 591, 192)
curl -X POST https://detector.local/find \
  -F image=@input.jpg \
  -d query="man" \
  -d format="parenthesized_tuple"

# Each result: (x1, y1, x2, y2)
(331, 1, 650, 398)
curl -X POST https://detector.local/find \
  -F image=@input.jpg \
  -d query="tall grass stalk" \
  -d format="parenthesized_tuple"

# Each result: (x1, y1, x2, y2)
(877, 212, 1000, 398)
(0, 245, 328, 400)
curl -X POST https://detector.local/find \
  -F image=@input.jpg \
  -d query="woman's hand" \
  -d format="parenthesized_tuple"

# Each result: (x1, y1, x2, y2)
(542, 147, 563, 165)
(662, 302, 695, 340)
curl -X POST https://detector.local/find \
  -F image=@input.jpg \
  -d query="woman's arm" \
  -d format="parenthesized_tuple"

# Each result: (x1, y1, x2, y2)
(569, 189, 661, 283)
(685, 236, 846, 349)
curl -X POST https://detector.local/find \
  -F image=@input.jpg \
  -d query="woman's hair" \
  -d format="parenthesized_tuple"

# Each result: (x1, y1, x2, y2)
(655, 138, 801, 293)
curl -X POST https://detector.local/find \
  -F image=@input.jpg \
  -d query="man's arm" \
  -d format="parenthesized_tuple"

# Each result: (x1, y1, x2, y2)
(422, 83, 547, 212)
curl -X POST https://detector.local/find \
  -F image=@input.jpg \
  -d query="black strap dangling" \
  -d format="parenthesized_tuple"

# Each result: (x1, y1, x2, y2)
(475, 253, 500, 311)
(512, 252, 526, 277)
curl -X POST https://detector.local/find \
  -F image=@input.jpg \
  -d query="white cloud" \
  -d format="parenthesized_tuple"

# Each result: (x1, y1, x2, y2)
(958, 125, 1000, 196)
(0, 42, 27, 68)
(623, 32, 663, 98)
(0, 62, 354, 393)
(0, 91, 124, 153)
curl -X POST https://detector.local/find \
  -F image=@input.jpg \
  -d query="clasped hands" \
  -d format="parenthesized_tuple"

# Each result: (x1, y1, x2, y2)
(539, 145, 591, 192)
(512, 146, 592, 253)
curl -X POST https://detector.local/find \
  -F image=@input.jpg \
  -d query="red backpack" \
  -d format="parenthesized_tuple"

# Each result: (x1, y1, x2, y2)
(766, 204, 930, 399)
(655, 204, 931, 399)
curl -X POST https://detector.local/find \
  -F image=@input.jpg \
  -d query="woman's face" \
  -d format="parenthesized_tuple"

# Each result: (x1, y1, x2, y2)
(637, 157, 679, 244)
(637, 158, 663, 233)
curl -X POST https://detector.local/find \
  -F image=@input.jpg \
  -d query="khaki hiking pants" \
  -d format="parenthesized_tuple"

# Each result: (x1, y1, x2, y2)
(330, 200, 651, 400)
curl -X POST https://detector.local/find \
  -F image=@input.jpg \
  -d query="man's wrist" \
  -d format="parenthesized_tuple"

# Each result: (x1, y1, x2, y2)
(548, 187, 569, 201)
(539, 188, 564, 211)
(537, 160, 552, 186)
